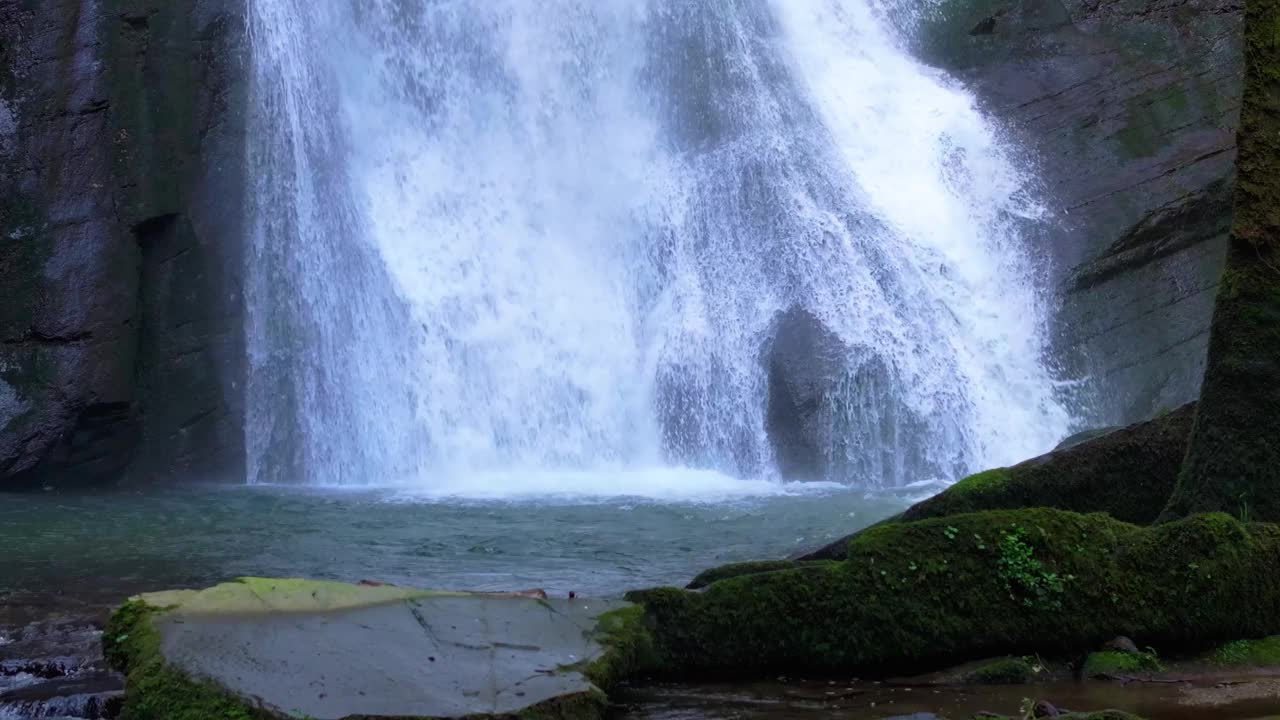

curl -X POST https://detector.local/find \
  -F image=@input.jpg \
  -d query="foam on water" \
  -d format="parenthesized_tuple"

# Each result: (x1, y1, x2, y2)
(382, 468, 845, 505)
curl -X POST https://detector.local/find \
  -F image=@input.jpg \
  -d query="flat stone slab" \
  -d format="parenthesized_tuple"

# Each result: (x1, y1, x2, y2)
(119, 579, 633, 719)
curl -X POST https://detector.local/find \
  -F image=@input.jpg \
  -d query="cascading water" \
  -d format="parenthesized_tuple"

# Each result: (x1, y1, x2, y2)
(245, 0, 1072, 495)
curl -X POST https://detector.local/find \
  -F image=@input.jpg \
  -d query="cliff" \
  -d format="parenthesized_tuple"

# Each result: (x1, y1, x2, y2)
(0, 0, 1247, 488)
(0, 0, 247, 489)
(915, 0, 1242, 425)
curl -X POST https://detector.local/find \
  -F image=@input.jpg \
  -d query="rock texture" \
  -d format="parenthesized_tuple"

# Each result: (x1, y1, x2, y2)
(106, 578, 642, 720)
(1161, 0, 1280, 522)
(914, 0, 1243, 425)
(0, 0, 247, 490)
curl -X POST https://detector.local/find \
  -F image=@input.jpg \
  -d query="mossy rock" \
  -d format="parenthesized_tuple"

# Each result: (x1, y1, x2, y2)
(1084, 651, 1163, 676)
(801, 405, 1195, 560)
(1209, 636, 1280, 667)
(106, 578, 644, 720)
(1161, 0, 1280, 523)
(630, 509, 1280, 678)
(960, 656, 1038, 685)
(686, 560, 836, 589)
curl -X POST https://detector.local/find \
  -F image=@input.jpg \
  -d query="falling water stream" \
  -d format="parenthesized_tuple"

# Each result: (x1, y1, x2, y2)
(244, 0, 1071, 495)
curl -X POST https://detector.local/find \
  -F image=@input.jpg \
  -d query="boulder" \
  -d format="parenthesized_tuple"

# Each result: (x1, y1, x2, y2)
(799, 403, 1195, 560)
(630, 510, 1280, 678)
(761, 307, 933, 485)
(105, 578, 648, 720)
(763, 308, 850, 481)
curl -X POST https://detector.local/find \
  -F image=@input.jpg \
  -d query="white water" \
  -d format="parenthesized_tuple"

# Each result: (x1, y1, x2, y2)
(245, 0, 1071, 496)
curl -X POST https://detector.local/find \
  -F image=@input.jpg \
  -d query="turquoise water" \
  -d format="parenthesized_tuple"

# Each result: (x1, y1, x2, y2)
(0, 484, 909, 617)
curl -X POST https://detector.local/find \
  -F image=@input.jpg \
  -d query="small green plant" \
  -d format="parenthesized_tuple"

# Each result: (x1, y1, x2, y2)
(1212, 636, 1280, 667)
(1084, 650, 1162, 675)
(1238, 493, 1252, 524)
(995, 527, 1071, 611)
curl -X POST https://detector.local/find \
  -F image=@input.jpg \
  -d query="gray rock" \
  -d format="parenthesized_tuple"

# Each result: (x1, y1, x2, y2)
(114, 579, 635, 720)
(1103, 636, 1142, 655)
(913, 0, 1242, 426)
(764, 308, 851, 481)
(762, 307, 933, 485)
(0, 0, 248, 490)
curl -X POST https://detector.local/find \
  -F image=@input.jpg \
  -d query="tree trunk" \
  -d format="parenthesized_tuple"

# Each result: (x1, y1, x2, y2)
(1162, 0, 1280, 521)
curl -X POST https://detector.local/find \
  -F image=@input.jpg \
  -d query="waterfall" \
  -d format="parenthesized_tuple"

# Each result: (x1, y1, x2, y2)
(245, 0, 1071, 494)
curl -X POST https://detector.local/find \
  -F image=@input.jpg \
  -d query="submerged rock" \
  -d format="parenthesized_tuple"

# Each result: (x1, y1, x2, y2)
(105, 578, 646, 720)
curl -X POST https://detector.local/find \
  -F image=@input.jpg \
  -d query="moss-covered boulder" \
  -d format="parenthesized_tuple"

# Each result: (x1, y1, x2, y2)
(799, 405, 1195, 561)
(958, 656, 1038, 685)
(686, 560, 837, 589)
(630, 509, 1280, 679)
(105, 578, 646, 720)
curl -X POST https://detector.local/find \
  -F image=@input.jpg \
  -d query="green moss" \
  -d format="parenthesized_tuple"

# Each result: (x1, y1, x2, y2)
(580, 605, 659, 691)
(1163, 0, 1280, 522)
(104, 599, 266, 720)
(1211, 636, 1280, 667)
(630, 510, 1280, 679)
(687, 560, 835, 589)
(802, 406, 1195, 561)
(1084, 651, 1162, 676)
(951, 468, 1013, 497)
(961, 657, 1037, 685)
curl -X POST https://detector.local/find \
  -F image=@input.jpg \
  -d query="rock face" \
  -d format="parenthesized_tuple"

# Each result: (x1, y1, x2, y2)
(914, 0, 1243, 425)
(0, 0, 247, 489)
(1161, 0, 1280, 523)
(0, 0, 1247, 489)
(106, 578, 641, 720)
(762, 308, 933, 485)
